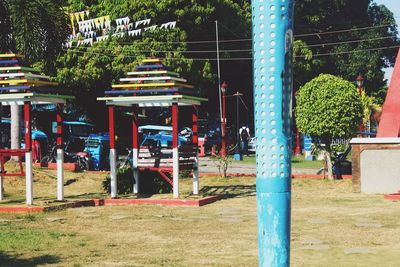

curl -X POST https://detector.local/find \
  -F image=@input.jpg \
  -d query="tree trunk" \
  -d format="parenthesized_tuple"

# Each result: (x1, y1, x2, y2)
(10, 104, 21, 161)
(323, 138, 334, 180)
(325, 150, 333, 180)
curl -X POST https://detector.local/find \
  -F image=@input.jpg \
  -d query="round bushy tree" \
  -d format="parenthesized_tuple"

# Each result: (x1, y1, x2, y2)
(296, 74, 363, 179)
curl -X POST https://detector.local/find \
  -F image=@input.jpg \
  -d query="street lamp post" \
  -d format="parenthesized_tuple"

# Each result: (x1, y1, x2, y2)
(220, 81, 228, 157)
(233, 91, 243, 161)
(356, 74, 364, 137)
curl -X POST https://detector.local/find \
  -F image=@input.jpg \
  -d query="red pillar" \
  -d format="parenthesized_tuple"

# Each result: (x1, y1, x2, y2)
(56, 104, 63, 147)
(108, 106, 117, 198)
(56, 104, 64, 201)
(132, 110, 138, 150)
(24, 102, 32, 152)
(109, 106, 115, 150)
(24, 102, 33, 205)
(192, 106, 198, 146)
(220, 92, 227, 157)
(172, 104, 178, 149)
(192, 105, 199, 194)
(172, 103, 179, 198)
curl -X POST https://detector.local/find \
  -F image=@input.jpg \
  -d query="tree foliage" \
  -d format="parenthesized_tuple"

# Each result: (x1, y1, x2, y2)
(59, 0, 252, 127)
(0, 0, 69, 71)
(296, 74, 363, 140)
(359, 90, 381, 126)
(295, 0, 399, 102)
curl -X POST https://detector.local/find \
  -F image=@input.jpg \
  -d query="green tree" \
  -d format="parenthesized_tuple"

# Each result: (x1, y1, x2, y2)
(295, 0, 399, 102)
(295, 74, 363, 179)
(360, 90, 381, 130)
(0, 0, 69, 158)
(2, 0, 69, 70)
(59, 0, 252, 127)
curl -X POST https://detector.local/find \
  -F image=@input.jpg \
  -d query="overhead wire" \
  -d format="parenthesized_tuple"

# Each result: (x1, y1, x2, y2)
(108, 23, 395, 45)
(67, 33, 398, 53)
(63, 43, 400, 61)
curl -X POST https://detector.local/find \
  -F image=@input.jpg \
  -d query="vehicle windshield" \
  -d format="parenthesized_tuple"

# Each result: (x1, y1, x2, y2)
(69, 125, 93, 137)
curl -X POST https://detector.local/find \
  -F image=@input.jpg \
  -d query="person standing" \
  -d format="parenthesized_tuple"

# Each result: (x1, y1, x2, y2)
(239, 125, 251, 156)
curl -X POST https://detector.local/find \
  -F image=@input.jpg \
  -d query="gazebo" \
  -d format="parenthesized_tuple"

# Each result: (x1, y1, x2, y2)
(98, 58, 207, 198)
(0, 53, 74, 205)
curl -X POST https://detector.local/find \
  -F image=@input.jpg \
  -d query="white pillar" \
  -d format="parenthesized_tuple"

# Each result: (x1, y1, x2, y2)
(56, 148, 64, 201)
(173, 147, 179, 198)
(0, 175, 3, 200)
(132, 148, 139, 194)
(193, 155, 199, 195)
(110, 148, 117, 198)
(25, 151, 33, 205)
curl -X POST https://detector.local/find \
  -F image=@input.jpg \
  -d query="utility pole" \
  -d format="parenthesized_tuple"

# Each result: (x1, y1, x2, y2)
(215, 20, 225, 156)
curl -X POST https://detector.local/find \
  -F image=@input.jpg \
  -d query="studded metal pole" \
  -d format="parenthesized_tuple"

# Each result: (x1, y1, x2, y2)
(251, 0, 294, 266)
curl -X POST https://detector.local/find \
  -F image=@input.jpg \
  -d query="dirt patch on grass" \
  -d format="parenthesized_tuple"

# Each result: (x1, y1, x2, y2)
(1, 168, 400, 266)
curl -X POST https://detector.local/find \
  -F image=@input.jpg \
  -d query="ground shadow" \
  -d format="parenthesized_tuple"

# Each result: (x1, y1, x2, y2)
(200, 184, 256, 199)
(0, 252, 60, 267)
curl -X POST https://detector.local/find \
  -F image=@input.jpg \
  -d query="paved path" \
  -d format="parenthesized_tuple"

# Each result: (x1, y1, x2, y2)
(199, 156, 319, 175)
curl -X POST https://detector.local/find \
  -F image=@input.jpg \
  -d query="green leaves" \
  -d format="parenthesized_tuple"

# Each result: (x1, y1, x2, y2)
(1, 0, 69, 72)
(296, 74, 363, 140)
(295, 0, 399, 102)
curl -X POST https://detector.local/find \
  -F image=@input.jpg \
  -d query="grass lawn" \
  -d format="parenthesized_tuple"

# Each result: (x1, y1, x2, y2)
(1, 166, 399, 266)
(241, 154, 323, 169)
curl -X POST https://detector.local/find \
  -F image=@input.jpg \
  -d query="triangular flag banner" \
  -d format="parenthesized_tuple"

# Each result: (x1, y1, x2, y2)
(144, 25, 157, 31)
(75, 13, 80, 22)
(79, 12, 85, 21)
(161, 21, 177, 29)
(96, 35, 109, 42)
(85, 10, 89, 17)
(122, 17, 130, 25)
(99, 16, 105, 26)
(169, 21, 176, 29)
(128, 29, 141, 37)
(135, 18, 151, 28)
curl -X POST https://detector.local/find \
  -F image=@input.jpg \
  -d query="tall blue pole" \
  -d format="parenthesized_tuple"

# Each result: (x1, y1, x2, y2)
(251, 0, 294, 266)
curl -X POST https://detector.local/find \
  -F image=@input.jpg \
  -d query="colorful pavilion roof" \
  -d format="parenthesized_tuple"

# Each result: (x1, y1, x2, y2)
(104, 58, 200, 96)
(0, 53, 59, 94)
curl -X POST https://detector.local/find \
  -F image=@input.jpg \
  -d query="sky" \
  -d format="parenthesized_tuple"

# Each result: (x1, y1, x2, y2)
(374, 0, 400, 82)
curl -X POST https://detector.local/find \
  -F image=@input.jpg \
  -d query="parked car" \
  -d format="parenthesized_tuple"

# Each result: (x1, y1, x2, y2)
(116, 125, 190, 169)
(51, 121, 94, 153)
(139, 125, 189, 147)
(84, 133, 110, 171)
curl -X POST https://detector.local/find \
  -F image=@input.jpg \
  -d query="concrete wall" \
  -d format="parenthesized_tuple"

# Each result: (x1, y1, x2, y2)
(351, 138, 400, 194)
(360, 150, 400, 194)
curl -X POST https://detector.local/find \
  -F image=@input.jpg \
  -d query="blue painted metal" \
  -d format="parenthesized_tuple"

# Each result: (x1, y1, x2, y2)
(104, 88, 180, 95)
(251, 0, 294, 266)
(0, 60, 19, 65)
(135, 64, 164, 70)
(0, 86, 30, 91)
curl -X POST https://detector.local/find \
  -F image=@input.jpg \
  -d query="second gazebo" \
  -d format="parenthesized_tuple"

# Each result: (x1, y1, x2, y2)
(98, 58, 207, 198)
